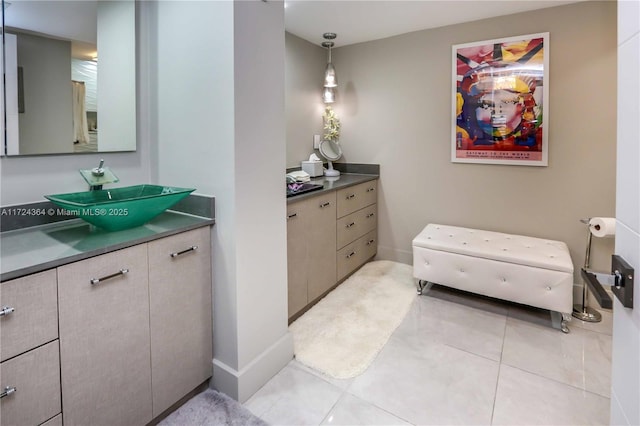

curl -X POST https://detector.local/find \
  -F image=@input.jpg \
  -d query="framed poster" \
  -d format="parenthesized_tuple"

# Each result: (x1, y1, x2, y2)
(452, 33, 549, 166)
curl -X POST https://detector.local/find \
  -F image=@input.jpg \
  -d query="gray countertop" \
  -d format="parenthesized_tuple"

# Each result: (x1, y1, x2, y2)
(1, 170, 377, 281)
(1, 211, 214, 282)
(286, 173, 378, 204)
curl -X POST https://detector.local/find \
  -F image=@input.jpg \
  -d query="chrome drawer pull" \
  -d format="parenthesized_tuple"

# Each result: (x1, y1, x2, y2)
(287, 213, 298, 220)
(0, 306, 15, 317)
(345, 222, 356, 228)
(366, 213, 375, 218)
(366, 239, 375, 245)
(346, 194, 355, 200)
(90, 269, 129, 285)
(346, 251, 356, 259)
(319, 202, 331, 208)
(366, 187, 375, 192)
(0, 386, 16, 398)
(170, 246, 198, 258)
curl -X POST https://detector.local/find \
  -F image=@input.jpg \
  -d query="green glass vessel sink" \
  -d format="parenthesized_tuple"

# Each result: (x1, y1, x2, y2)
(45, 185, 195, 231)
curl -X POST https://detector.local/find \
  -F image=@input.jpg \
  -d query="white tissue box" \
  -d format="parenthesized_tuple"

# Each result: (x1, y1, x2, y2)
(301, 161, 323, 177)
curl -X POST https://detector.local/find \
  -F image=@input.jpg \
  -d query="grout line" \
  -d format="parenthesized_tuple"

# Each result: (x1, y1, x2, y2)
(502, 363, 611, 400)
(490, 311, 509, 425)
(342, 390, 416, 426)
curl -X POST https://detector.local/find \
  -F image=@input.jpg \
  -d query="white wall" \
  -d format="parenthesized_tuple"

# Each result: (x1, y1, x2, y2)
(285, 32, 326, 168)
(326, 2, 616, 282)
(97, 0, 136, 152)
(16, 33, 73, 155)
(610, 1, 640, 424)
(149, 0, 291, 402)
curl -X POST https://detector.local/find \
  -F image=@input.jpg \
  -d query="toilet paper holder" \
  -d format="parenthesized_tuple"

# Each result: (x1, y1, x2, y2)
(574, 218, 634, 321)
(610, 255, 634, 308)
(583, 255, 634, 309)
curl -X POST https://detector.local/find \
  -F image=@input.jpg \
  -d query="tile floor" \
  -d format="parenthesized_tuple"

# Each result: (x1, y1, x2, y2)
(244, 284, 613, 426)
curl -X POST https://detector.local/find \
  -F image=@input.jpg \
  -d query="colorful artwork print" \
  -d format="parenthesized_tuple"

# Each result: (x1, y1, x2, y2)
(452, 33, 549, 166)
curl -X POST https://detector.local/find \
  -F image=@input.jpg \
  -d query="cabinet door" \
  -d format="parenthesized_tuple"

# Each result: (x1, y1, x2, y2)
(306, 192, 337, 302)
(58, 245, 152, 426)
(287, 201, 309, 318)
(0, 269, 58, 362)
(0, 340, 61, 426)
(148, 227, 213, 418)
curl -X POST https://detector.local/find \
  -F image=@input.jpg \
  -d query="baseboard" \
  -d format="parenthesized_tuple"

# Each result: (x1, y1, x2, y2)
(376, 245, 412, 265)
(211, 331, 293, 403)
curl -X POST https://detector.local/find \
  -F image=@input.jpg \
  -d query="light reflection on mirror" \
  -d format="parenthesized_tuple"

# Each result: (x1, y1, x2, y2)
(1, 0, 136, 156)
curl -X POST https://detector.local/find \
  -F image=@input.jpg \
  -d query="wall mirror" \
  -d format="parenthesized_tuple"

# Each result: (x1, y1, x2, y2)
(1, 0, 136, 156)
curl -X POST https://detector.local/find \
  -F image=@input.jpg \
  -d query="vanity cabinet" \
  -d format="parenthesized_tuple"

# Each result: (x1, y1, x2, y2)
(287, 191, 337, 318)
(0, 224, 213, 425)
(148, 227, 213, 418)
(0, 269, 61, 426)
(287, 179, 378, 320)
(58, 244, 153, 426)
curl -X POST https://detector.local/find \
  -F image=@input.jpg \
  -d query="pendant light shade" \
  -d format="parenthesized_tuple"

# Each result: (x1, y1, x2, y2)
(324, 62, 337, 88)
(322, 33, 338, 98)
(322, 87, 335, 104)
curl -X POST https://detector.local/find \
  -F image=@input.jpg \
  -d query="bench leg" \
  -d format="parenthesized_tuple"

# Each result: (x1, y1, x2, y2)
(550, 311, 571, 333)
(417, 280, 428, 295)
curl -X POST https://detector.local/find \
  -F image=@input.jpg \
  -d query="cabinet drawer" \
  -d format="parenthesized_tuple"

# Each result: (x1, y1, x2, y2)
(148, 227, 213, 417)
(336, 204, 377, 250)
(336, 230, 378, 282)
(336, 180, 377, 218)
(0, 269, 58, 362)
(0, 340, 61, 426)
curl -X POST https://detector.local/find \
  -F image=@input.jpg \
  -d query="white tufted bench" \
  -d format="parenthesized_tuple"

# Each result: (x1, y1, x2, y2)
(412, 224, 574, 332)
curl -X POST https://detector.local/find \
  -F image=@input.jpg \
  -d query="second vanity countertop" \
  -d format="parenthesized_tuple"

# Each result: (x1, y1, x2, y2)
(0, 211, 214, 282)
(286, 173, 379, 204)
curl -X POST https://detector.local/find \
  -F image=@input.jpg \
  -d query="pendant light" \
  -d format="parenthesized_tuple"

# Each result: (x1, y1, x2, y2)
(322, 87, 335, 104)
(322, 32, 338, 89)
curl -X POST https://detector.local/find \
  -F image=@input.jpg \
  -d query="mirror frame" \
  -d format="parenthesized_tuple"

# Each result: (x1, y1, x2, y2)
(1, 0, 137, 156)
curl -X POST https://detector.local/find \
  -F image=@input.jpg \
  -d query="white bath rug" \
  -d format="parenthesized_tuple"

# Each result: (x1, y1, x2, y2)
(289, 260, 416, 379)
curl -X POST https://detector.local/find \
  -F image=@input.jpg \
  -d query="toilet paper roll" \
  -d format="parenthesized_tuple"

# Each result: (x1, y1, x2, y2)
(589, 217, 616, 238)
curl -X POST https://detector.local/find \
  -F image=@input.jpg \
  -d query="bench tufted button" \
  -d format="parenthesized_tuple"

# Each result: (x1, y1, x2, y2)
(501, 277, 507, 282)
(502, 248, 508, 251)
(549, 255, 555, 258)
(425, 261, 430, 266)
(546, 286, 552, 291)
(462, 242, 467, 245)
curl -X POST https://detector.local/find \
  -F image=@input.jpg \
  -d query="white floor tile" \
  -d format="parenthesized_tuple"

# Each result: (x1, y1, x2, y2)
(571, 307, 614, 336)
(502, 317, 612, 397)
(349, 333, 499, 425)
(492, 364, 610, 425)
(243, 362, 343, 426)
(242, 271, 614, 426)
(321, 393, 411, 425)
(397, 294, 506, 361)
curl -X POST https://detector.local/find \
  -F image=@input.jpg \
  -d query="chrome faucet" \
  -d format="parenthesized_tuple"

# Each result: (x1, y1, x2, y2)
(79, 159, 119, 191)
(92, 159, 105, 178)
